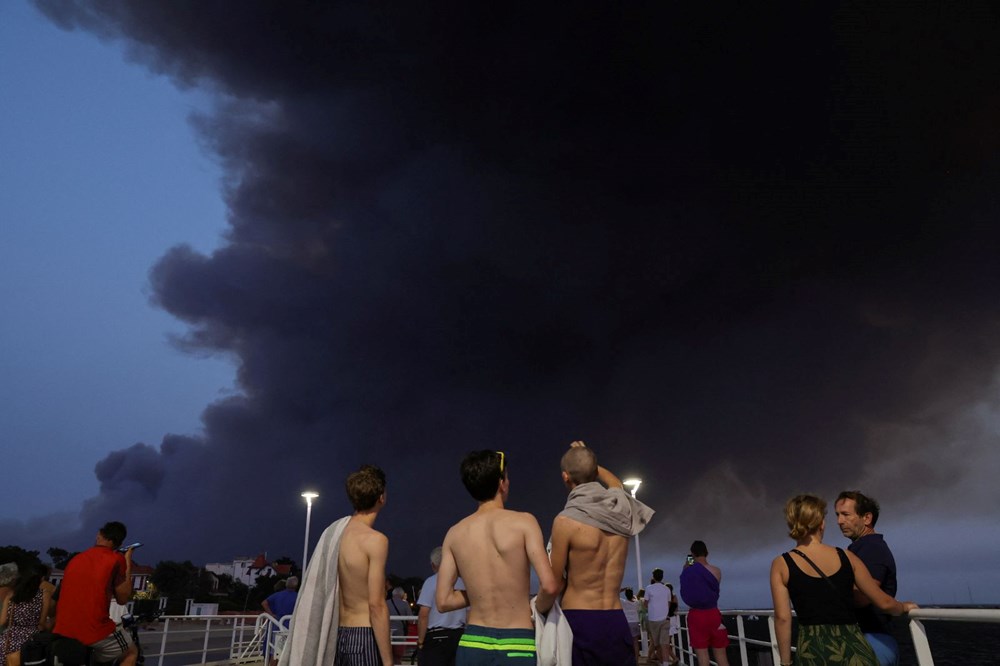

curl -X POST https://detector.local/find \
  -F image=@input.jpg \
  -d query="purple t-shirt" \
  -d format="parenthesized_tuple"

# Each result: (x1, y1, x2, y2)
(679, 562, 720, 609)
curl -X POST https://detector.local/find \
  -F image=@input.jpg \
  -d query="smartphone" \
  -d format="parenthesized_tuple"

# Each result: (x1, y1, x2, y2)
(118, 542, 143, 552)
(686, 554, 695, 566)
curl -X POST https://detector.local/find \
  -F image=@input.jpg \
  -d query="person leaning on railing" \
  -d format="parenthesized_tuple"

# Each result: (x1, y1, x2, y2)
(769, 495, 917, 666)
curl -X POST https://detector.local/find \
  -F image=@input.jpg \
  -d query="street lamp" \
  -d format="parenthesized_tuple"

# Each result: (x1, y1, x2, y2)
(622, 478, 643, 591)
(301, 491, 319, 573)
(623, 478, 645, 656)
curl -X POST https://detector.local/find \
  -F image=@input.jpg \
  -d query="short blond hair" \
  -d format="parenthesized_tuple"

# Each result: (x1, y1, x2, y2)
(784, 494, 826, 540)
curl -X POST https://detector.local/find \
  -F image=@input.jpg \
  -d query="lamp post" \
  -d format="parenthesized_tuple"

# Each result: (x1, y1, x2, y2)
(623, 478, 645, 656)
(301, 491, 319, 573)
(622, 478, 644, 590)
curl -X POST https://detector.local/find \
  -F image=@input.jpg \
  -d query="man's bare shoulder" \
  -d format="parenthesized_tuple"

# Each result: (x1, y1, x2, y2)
(553, 514, 587, 529)
(553, 513, 605, 537)
(364, 527, 389, 550)
(344, 521, 388, 549)
(446, 513, 478, 535)
(506, 508, 542, 527)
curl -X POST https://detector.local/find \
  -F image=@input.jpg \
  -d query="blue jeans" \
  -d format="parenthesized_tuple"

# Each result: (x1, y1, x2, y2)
(863, 632, 899, 666)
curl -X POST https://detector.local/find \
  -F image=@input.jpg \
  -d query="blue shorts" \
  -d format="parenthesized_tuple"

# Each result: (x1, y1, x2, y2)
(456, 625, 535, 665)
(864, 632, 900, 666)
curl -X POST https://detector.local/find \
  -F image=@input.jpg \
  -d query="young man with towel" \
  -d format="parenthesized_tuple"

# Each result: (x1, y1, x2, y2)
(536, 441, 655, 665)
(278, 464, 393, 666)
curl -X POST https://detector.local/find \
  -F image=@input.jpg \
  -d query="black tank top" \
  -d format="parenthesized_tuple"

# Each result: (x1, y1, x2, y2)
(782, 547, 857, 625)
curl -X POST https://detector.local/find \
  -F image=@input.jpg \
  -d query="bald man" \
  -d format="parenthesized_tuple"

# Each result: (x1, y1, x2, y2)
(537, 441, 654, 666)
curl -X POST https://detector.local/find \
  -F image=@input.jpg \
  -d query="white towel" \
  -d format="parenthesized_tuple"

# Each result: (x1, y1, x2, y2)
(278, 516, 351, 666)
(532, 596, 573, 666)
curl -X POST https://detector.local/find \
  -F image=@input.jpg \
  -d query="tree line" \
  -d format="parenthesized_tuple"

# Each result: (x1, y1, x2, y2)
(1, 545, 423, 613)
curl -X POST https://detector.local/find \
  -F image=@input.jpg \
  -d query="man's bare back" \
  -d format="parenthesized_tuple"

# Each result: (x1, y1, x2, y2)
(536, 441, 653, 617)
(549, 515, 629, 609)
(437, 505, 553, 629)
(335, 465, 393, 666)
(338, 517, 389, 627)
(436, 450, 558, 633)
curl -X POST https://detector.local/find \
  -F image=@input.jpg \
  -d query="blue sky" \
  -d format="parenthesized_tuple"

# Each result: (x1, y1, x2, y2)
(0, 0, 234, 518)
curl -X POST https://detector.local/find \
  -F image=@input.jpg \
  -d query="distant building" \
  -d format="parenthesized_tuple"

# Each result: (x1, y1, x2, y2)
(204, 554, 292, 587)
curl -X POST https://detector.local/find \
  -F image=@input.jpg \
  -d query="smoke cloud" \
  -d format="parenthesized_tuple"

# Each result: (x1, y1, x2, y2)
(18, 1, 1000, 602)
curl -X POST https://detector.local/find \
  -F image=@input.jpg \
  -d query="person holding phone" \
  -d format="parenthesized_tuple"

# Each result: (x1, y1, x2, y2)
(679, 541, 729, 666)
(53, 521, 138, 666)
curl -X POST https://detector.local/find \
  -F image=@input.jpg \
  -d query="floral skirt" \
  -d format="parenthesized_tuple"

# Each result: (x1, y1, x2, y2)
(796, 623, 878, 666)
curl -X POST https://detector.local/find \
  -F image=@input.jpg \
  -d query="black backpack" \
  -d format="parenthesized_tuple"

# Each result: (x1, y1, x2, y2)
(48, 633, 93, 666)
(18, 631, 52, 666)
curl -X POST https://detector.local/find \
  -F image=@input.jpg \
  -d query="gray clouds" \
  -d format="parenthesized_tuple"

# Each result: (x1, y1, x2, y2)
(15, 1, 1000, 602)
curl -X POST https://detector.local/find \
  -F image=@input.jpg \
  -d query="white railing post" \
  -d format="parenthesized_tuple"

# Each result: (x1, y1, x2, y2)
(201, 617, 212, 663)
(680, 613, 690, 665)
(767, 614, 781, 666)
(158, 616, 170, 666)
(736, 614, 749, 666)
(909, 617, 934, 666)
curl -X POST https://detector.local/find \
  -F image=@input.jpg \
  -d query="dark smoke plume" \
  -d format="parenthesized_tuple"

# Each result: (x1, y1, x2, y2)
(18, 2, 1000, 587)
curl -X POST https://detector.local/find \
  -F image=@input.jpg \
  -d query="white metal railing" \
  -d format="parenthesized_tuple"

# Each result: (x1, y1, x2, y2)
(239, 613, 419, 665)
(137, 607, 998, 665)
(906, 608, 1000, 666)
(134, 614, 260, 666)
(663, 607, 1000, 666)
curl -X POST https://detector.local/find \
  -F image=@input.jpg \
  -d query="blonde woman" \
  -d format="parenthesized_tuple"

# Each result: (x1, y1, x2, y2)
(770, 495, 916, 666)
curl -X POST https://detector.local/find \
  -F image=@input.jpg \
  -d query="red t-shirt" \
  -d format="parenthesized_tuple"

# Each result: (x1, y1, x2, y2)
(54, 546, 126, 644)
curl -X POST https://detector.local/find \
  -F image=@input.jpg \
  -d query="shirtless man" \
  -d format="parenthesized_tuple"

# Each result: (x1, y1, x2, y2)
(278, 465, 392, 666)
(436, 450, 559, 665)
(337, 465, 394, 666)
(536, 441, 653, 665)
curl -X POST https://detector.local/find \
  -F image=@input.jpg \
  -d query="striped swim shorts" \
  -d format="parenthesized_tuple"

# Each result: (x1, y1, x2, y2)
(456, 624, 536, 664)
(336, 626, 380, 666)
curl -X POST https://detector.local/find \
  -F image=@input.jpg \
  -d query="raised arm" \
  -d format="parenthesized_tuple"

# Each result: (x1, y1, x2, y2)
(570, 440, 623, 489)
(769, 557, 793, 666)
(846, 550, 917, 615)
(366, 534, 394, 666)
(435, 532, 469, 613)
(113, 548, 134, 605)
